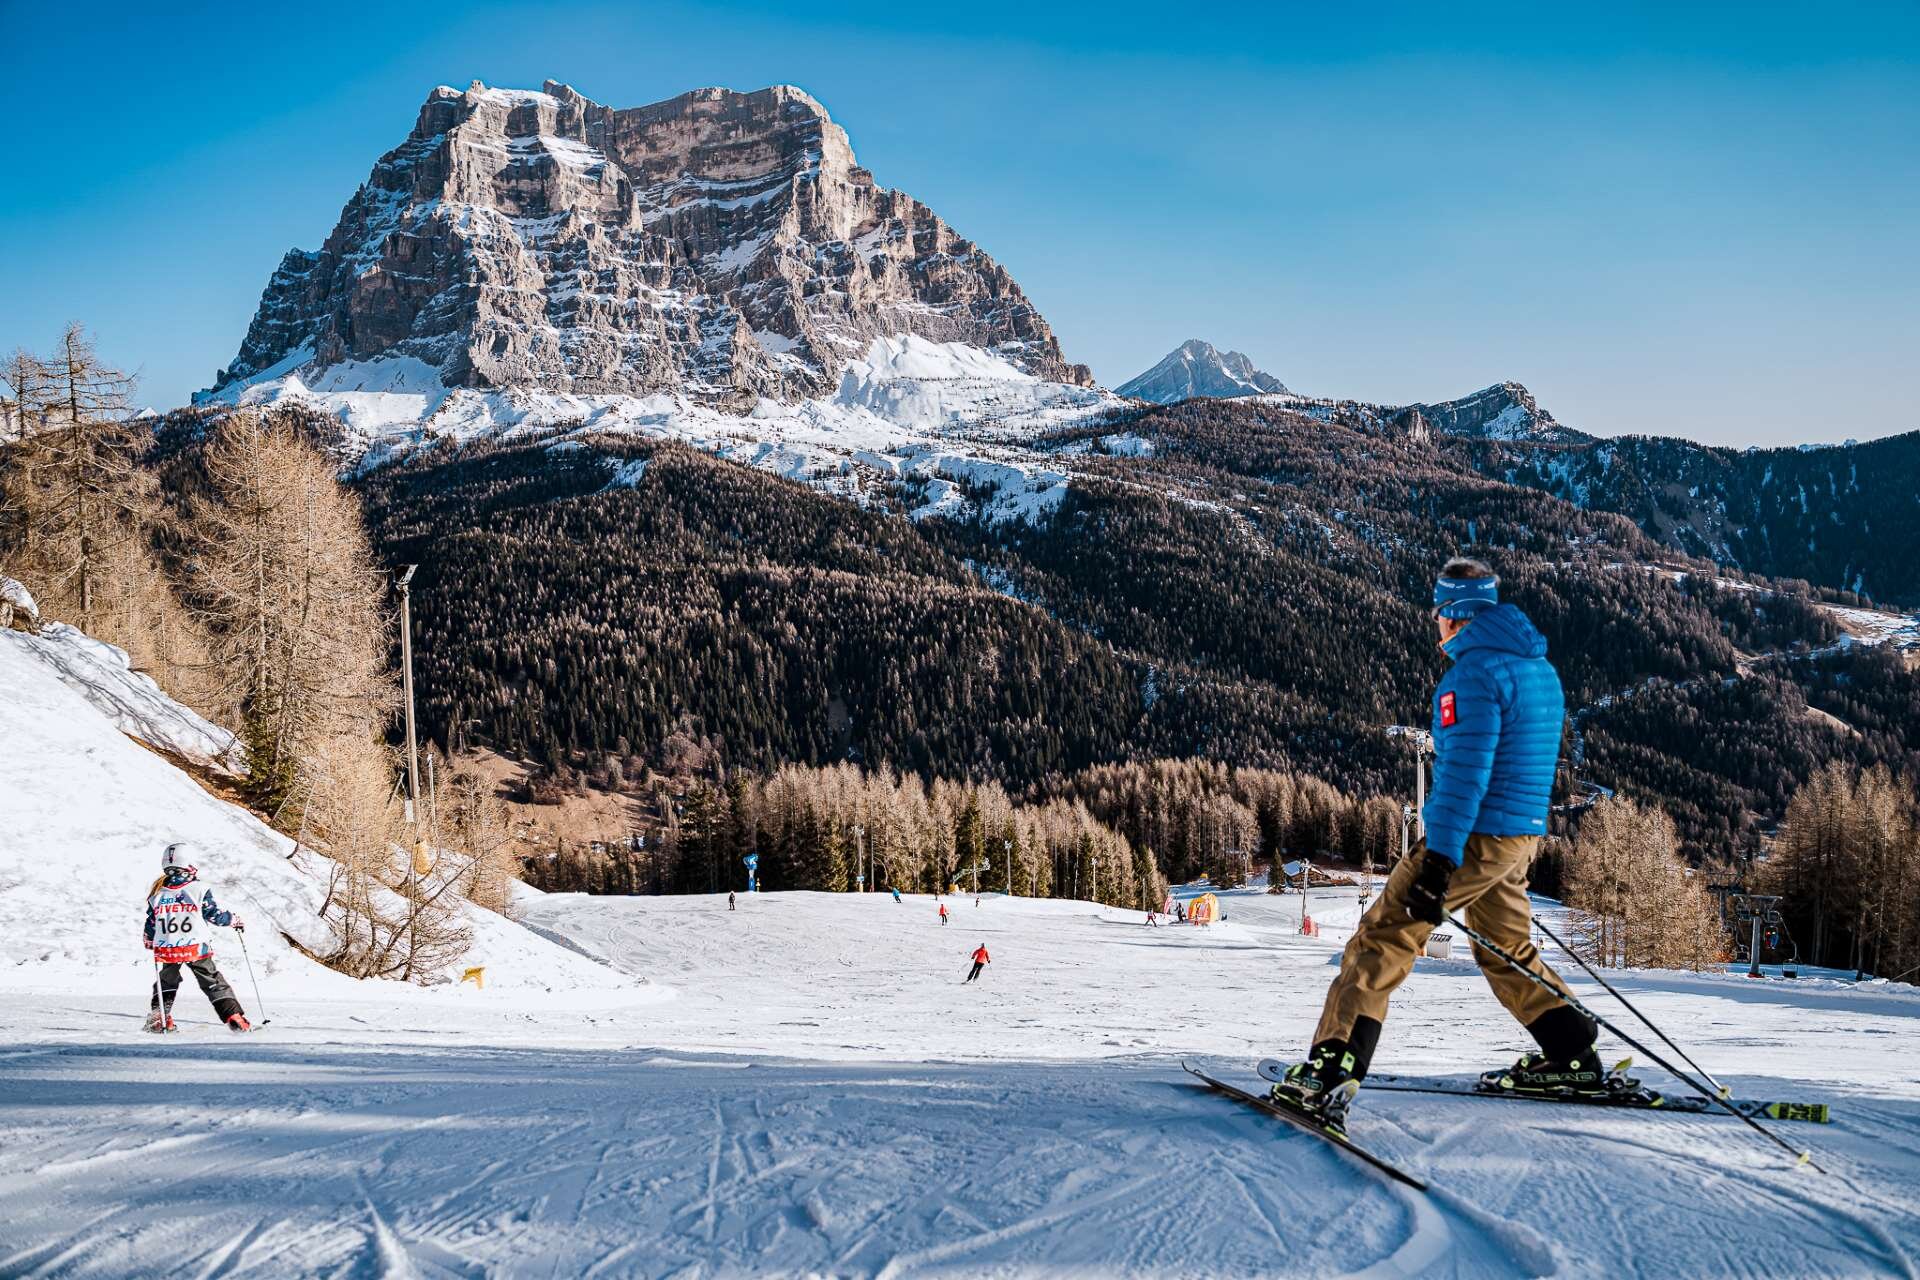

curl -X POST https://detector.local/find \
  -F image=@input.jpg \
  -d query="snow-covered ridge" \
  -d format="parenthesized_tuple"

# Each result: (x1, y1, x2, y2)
(210, 336, 1128, 527)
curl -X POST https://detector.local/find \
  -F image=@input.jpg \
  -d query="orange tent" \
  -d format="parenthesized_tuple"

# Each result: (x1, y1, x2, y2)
(1186, 892, 1219, 925)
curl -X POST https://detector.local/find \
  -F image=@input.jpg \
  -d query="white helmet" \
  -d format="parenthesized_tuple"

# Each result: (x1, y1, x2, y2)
(161, 842, 196, 871)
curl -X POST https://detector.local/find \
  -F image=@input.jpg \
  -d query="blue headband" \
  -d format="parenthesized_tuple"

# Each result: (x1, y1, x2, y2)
(1433, 573, 1498, 620)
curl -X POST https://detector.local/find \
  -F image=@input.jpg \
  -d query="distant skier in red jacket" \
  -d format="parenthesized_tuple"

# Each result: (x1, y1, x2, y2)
(939, 902, 949, 926)
(965, 944, 990, 982)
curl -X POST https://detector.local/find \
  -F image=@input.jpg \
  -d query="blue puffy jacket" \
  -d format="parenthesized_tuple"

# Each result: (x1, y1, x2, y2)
(1421, 603, 1565, 864)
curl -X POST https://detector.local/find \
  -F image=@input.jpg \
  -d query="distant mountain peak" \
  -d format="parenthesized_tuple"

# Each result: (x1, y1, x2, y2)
(1117, 340, 1290, 403)
(1407, 381, 1579, 442)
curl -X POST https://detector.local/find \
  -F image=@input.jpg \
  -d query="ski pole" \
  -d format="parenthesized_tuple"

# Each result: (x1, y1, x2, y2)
(1530, 913, 1731, 1099)
(1446, 911, 1821, 1173)
(236, 929, 269, 1026)
(150, 957, 167, 1031)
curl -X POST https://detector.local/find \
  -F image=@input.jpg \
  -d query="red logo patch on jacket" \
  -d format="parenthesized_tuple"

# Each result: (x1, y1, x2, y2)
(1439, 691, 1458, 727)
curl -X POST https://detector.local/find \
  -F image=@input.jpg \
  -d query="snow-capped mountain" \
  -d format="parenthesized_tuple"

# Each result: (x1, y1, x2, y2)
(1117, 340, 1583, 446)
(209, 80, 1090, 407)
(1117, 339, 1290, 402)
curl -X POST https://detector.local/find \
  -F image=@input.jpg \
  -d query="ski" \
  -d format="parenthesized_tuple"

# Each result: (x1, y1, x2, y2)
(1361, 1073, 1830, 1124)
(1182, 1062, 1428, 1191)
(1255, 1060, 1829, 1125)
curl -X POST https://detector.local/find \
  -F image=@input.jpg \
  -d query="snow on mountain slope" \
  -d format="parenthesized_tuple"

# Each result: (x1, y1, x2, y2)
(210, 334, 1124, 526)
(0, 624, 638, 997)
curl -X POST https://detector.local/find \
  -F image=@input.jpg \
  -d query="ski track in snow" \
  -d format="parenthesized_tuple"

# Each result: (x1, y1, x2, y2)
(5, 884, 1919, 1276)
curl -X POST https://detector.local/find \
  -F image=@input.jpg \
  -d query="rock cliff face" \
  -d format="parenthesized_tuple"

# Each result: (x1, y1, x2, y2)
(1404, 381, 1580, 443)
(213, 81, 1090, 404)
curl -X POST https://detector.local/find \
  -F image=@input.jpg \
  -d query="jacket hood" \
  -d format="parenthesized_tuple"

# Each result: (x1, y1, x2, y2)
(1444, 602, 1547, 661)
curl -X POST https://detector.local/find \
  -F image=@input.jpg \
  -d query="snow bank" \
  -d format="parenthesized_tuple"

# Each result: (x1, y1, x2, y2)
(0, 626, 636, 997)
(8, 622, 241, 771)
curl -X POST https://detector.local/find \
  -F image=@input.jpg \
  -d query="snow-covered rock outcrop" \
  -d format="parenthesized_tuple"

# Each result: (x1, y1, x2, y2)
(1, 574, 37, 631)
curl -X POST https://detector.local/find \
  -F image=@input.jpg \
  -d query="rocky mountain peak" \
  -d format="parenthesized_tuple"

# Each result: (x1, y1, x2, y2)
(1407, 381, 1581, 442)
(209, 80, 1090, 406)
(1117, 339, 1290, 402)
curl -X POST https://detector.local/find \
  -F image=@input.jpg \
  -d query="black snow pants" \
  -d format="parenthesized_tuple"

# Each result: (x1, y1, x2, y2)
(965, 962, 985, 982)
(153, 956, 244, 1021)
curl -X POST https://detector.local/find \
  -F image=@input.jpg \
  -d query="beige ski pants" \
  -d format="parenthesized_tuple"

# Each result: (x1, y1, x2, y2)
(1313, 833, 1571, 1045)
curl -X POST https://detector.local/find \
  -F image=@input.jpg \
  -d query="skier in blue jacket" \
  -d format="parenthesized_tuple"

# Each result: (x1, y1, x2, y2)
(1271, 558, 1602, 1130)
(144, 842, 252, 1032)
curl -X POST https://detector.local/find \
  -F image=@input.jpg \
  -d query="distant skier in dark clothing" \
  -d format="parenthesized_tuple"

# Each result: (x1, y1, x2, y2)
(965, 944, 990, 982)
(143, 842, 251, 1032)
(728, 891, 736, 911)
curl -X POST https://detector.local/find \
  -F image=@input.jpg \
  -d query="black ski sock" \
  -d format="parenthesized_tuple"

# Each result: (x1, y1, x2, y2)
(1347, 1016, 1382, 1080)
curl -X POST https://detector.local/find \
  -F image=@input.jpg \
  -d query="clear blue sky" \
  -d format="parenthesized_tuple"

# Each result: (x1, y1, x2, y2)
(2, 1, 1915, 446)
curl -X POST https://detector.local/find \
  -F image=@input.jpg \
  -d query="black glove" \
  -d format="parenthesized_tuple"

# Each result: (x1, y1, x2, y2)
(231, 918, 245, 933)
(1403, 850, 1455, 926)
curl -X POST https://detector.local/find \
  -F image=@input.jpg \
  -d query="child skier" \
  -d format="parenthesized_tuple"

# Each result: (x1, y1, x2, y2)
(938, 902, 949, 926)
(891, 887, 902, 904)
(144, 842, 252, 1032)
(965, 943, 990, 982)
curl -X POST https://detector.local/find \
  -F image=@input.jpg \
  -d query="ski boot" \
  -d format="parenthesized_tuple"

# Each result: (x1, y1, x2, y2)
(143, 1010, 177, 1034)
(1268, 1040, 1363, 1134)
(1481, 1048, 1637, 1099)
(226, 1013, 253, 1033)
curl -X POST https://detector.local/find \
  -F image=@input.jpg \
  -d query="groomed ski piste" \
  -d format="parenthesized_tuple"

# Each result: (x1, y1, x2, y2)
(4, 622, 1919, 1278)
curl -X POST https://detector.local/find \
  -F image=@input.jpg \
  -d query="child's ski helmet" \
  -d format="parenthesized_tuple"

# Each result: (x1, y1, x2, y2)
(161, 841, 196, 871)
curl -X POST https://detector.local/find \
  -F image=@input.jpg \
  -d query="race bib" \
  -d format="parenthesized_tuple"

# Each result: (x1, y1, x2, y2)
(1439, 691, 1458, 727)
(150, 887, 204, 962)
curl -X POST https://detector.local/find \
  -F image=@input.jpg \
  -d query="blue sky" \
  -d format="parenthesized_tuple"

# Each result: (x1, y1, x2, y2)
(1, 0, 1914, 445)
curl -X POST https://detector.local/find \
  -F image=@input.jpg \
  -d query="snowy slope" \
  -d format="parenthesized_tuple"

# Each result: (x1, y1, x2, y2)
(207, 335, 1124, 527)
(0, 625, 639, 997)
(3, 626, 1916, 1277)
(3, 876, 1917, 1276)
